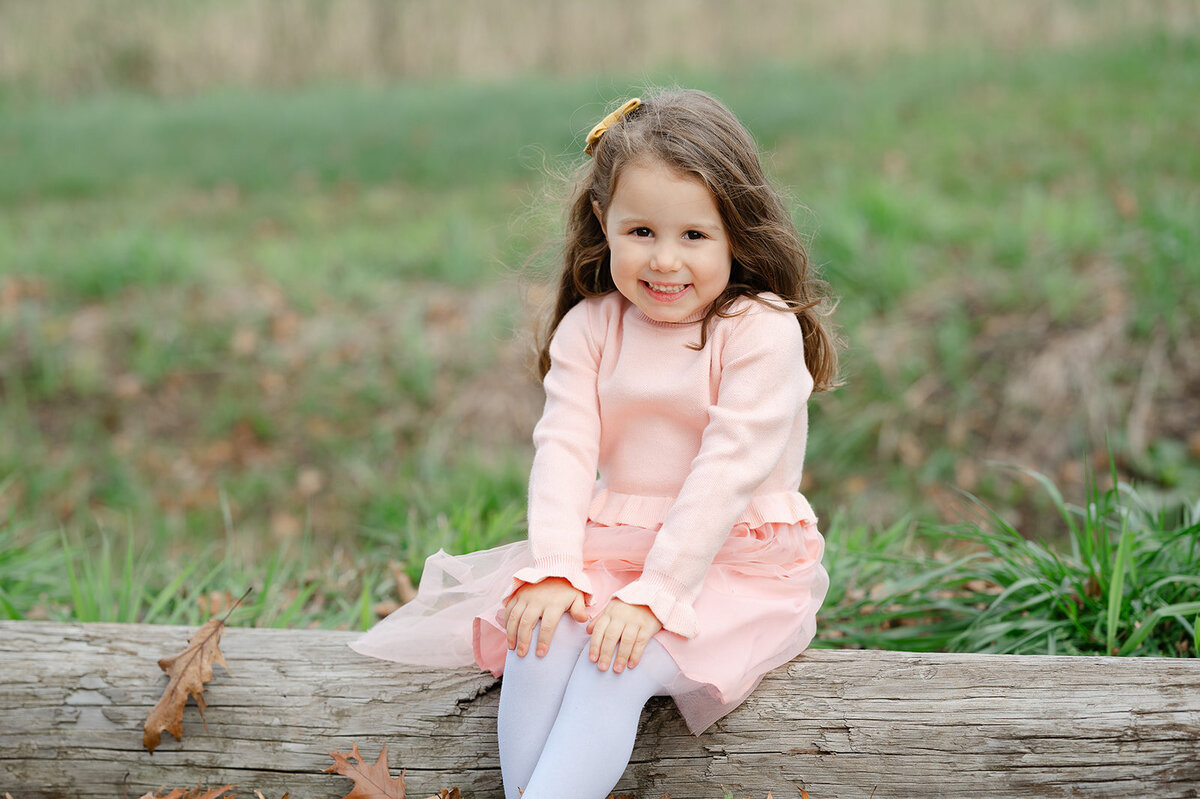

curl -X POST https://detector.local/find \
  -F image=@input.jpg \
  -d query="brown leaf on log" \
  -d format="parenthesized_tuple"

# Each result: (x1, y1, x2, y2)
(143, 618, 230, 753)
(326, 744, 406, 799)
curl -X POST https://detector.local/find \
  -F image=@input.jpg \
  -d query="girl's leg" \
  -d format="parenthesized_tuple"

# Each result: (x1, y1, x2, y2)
(497, 619, 590, 799)
(519, 638, 680, 799)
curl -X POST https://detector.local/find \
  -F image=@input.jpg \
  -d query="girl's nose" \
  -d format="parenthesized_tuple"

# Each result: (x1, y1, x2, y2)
(649, 244, 682, 272)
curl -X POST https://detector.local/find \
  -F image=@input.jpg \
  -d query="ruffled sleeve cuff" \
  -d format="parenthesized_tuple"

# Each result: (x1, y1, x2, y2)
(612, 570, 699, 639)
(503, 554, 595, 605)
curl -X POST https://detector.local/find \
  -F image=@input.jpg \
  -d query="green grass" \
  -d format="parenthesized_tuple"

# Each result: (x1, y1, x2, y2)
(1, 32, 1198, 634)
(820, 468, 1200, 657)
(5, 459, 1197, 664)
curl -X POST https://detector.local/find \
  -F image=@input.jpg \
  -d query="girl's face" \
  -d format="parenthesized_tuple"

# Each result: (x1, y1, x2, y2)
(597, 160, 731, 324)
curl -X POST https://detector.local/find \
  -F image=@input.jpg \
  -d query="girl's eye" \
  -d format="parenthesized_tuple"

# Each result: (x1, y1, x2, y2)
(684, 230, 706, 240)
(632, 227, 652, 237)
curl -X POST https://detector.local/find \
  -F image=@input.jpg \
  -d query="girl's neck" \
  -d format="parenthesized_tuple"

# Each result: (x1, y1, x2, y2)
(624, 297, 710, 328)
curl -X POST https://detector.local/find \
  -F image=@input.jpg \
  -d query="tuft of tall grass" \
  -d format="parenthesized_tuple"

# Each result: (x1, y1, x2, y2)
(821, 467, 1200, 657)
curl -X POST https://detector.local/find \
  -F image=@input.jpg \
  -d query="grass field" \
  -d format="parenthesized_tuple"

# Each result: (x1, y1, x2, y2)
(1, 20, 1198, 653)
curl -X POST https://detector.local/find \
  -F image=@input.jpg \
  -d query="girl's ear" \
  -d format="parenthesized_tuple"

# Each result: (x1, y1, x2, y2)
(591, 200, 607, 237)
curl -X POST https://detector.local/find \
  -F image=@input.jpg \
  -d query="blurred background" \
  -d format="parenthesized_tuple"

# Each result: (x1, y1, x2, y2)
(1, 0, 1197, 628)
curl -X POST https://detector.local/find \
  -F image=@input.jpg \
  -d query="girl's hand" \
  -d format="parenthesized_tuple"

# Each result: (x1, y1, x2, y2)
(586, 599, 662, 673)
(503, 577, 589, 658)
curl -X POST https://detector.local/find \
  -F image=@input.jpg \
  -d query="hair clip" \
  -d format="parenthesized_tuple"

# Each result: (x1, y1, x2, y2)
(585, 98, 641, 156)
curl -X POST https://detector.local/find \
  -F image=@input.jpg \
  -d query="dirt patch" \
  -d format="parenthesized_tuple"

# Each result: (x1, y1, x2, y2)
(850, 260, 1198, 530)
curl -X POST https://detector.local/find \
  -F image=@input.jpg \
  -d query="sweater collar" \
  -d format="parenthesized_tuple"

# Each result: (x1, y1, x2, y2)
(625, 300, 710, 328)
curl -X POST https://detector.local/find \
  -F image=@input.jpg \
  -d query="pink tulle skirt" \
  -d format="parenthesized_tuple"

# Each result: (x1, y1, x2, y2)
(351, 519, 827, 734)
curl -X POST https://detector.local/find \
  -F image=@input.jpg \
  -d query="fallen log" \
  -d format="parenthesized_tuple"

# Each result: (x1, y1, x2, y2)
(1, 620, 1197, 798)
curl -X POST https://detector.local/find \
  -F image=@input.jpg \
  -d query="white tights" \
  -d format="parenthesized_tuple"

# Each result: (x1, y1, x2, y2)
(497, 619, 678, 799)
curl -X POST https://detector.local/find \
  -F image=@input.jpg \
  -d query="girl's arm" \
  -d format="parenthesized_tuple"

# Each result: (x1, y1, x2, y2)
(506, 300, 605, 604)
(612, 303, 813, 638)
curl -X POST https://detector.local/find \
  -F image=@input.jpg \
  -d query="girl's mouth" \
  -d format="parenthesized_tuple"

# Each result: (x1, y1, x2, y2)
(641, 280, 690, 302)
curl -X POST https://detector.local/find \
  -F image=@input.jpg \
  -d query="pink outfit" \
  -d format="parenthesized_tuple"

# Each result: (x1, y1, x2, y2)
(352, 291, 828, 734)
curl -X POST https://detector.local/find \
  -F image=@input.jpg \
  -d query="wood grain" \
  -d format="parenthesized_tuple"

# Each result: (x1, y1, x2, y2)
(1, 621, 1197, 798)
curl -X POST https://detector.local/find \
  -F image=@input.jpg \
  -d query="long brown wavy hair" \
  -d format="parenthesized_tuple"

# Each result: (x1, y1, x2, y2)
(538, 87, 839, 391)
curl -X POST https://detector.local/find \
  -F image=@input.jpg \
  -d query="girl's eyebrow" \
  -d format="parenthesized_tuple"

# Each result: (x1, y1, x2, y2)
(613, 216, 723, 232)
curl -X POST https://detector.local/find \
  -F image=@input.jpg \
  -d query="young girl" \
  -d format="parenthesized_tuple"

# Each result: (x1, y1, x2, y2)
(353, 87, 838, 799)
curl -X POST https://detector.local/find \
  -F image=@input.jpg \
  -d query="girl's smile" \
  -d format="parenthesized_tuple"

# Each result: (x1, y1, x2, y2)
(597, 160, 732, 323)
(641, 280, 691, 302)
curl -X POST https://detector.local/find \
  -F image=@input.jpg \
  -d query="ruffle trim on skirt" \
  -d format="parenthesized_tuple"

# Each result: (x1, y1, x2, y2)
(588, 488, 817, 530)
(349, 540, 531, 670)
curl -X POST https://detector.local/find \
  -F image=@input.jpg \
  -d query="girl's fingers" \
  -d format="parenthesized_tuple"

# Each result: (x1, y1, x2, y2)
(536, 607, 563, 657)
(627, 631, 650, 669)
(588, 616, 609, 663)
(596, 621, 624, 671)
(504, 601, 525, 649)
(612, 627, 638, 673)
(569, 594, 589, 623)
(516, 609, 539, 656)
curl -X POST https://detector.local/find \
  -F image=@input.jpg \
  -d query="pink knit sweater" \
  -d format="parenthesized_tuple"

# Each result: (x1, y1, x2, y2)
(511, 291, 816, 638)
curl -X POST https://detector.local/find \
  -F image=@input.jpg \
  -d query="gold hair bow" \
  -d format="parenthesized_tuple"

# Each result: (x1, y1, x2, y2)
(585, 98, 641, 156)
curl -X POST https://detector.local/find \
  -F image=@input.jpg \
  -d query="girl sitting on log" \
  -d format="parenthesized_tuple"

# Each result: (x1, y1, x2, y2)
(354, 87, 839, 799)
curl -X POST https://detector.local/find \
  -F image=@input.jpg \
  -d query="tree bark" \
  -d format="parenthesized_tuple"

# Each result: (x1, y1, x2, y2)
(1, 621, 1197, 798)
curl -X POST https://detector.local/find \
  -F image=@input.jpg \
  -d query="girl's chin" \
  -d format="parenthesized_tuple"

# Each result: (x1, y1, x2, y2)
(636, 301, 704, 323)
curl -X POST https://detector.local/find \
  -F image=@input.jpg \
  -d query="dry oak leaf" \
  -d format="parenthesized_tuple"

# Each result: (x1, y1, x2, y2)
(422, 790, 461, 799)
(326, 744, 406, 799)
(143, 617, 230, 753)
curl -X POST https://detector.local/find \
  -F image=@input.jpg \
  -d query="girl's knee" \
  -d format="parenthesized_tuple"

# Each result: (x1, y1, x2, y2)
(504, 618, 590, 679)
(543, 617, 590, 650)
(564, 639, 676, 704)
(631, 637, 681, 690)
